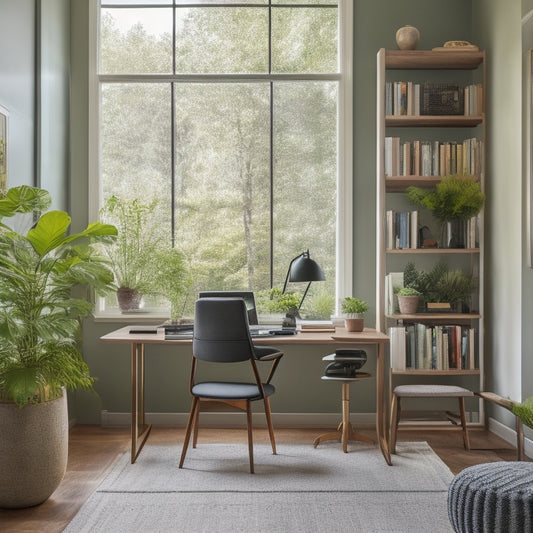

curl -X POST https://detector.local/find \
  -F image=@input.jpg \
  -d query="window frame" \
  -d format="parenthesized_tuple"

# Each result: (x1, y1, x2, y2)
(88, 0, 353, 317)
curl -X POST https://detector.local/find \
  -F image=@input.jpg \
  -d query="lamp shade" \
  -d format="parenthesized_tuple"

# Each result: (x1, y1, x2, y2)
(288, 250, 325, 283)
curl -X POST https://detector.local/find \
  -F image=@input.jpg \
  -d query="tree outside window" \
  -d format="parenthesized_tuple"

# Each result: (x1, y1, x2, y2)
(96, 1, 345, 319)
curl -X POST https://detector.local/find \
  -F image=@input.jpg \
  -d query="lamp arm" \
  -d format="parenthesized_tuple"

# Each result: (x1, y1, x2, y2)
(299, 282, 312, 310)
(282, 254, 301, 294)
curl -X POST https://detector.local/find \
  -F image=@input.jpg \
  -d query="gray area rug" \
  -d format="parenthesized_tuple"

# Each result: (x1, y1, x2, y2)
(63, 441, 454, 533)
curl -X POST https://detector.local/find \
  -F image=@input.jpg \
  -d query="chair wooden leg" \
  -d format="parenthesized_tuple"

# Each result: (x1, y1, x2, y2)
(263, 397, 277, 455)
(246, 400, 254, 474)
(458, 397, 470, 451)
(179, 397, 199, 468)
(389, 394, 400, 454)
(192, 407, 200, 448)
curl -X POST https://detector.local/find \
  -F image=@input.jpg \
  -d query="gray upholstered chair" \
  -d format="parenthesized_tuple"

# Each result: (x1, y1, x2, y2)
(179, 297, 284, 473)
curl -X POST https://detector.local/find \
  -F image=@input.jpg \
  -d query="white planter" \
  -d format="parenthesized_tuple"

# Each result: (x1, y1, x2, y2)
(0, 390, 68, 509)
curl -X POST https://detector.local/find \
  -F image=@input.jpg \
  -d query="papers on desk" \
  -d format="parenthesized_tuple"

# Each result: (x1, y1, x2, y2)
(129, 326, 158, 334)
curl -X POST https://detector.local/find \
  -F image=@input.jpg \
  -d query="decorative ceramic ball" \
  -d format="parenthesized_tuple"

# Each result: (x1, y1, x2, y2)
(396, 25, 420, 50)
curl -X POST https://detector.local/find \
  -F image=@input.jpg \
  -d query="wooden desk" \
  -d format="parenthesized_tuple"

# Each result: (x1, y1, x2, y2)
(100, 326, 391, 464)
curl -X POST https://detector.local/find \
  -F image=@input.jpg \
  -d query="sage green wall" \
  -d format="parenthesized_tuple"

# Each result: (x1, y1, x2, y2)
(522, 2, 533, 447)
(472, 0, 524, 431)
(72, 0, 476, 423)
(0, 0, 35, 188)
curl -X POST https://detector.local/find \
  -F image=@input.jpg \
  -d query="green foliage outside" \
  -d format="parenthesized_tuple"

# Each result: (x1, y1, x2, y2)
(99, 195, 189, 318)
(406, 174, 485, 222)
(0, 186, 117, 407)
(98, 5, 338, 319)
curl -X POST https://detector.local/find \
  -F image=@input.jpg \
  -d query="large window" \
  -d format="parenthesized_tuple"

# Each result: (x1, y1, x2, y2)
(91, 0, 352, 318)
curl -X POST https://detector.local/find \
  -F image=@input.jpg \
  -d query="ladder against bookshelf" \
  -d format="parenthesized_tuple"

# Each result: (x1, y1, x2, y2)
(376, 48, 486, 427)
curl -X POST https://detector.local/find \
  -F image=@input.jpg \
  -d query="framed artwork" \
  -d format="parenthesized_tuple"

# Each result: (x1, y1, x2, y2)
(0, 105, 7, 193)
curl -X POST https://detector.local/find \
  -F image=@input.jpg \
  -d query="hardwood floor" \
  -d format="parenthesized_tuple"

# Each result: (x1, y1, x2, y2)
(0, 425, 520, 533)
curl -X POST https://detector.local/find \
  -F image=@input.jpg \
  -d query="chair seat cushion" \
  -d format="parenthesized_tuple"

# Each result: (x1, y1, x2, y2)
(393, 384, 474, 398)
(192, 381, 275, 400)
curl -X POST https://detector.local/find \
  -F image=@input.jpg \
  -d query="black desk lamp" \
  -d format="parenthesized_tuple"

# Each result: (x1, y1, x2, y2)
(281, 249, 325, 327)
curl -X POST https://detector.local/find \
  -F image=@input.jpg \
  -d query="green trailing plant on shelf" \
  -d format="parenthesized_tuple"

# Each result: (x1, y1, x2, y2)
(406, 174, 485, 222)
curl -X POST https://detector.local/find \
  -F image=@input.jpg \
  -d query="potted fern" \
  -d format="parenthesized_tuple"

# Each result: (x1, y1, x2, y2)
(406, 174, 485, 248)
(341, 297, 369, 332)
(0, 185, 117, 508)
(99, 195, 188, 314)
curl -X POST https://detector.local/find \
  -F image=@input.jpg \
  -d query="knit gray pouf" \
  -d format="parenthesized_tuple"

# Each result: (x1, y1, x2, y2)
(448, 462, 533, 533)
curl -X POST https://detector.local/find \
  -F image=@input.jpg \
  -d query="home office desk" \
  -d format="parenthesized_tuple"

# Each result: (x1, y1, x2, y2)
(100, 326, 391, 465)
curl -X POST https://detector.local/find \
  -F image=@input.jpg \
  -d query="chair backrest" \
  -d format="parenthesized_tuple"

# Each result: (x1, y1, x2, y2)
(193, 297, 255, 363)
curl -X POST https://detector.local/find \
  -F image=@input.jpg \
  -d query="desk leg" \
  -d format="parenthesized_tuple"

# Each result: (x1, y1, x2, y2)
(377, 344, 392, 465)
(131, 342, 152, 463)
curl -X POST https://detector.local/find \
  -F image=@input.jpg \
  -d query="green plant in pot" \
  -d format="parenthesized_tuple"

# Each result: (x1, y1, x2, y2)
(403, 260, 477, 313)
(341, 297, 369, 332)
(0, 185, 117, 508)
(406, 174, 485, 248)
(396, 287, 421, 315)
(99, 195, 188, 314)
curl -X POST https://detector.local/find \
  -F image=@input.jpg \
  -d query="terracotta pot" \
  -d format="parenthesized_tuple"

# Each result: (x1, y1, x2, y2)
(0, 390, 68, 509)
(398, 295, 419, 314)
(345, 317, 364, 332)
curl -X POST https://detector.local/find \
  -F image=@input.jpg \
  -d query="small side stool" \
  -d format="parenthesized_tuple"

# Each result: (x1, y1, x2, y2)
(448, 462, 533, 533)
(314, 352, 374, 453)
(390, 384, 473, 453)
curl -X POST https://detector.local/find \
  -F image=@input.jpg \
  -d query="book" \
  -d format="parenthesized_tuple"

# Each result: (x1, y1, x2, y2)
(389, 326, 406, 371)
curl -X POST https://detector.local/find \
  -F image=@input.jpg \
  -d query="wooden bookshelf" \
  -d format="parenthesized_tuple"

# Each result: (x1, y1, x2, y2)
(376, 48, 486, 426)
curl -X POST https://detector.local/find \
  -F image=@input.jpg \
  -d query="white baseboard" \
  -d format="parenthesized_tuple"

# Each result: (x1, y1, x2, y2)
(488, 416, 532, 459)
(100, 410, 376, 429)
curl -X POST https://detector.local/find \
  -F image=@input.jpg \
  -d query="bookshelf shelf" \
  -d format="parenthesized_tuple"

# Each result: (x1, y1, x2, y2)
(386, 248, 480, 254)
(384, 50, 484, 70)
(385, 175, 480, 192)
(386, 115, 483, 127)
(391, 369, 480, 376)
(376, 48, 486, 426)
(387, 313, 481, 321)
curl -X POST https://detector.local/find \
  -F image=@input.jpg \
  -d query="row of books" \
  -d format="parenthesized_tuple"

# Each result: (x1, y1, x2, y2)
(386, 210, 419, 249)
(386, 211, 479, 250)
(385, 81, 483, 116)
(384, 137, 484, 177)
(389, 323, 476, 371)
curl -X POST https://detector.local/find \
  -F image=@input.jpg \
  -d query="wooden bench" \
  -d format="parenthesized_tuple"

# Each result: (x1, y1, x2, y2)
(476, 391, 525, 460)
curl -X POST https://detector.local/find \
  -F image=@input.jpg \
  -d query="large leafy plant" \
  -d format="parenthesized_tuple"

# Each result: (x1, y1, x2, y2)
(0, 186, 117, 407)
(406, 174, 485, 222)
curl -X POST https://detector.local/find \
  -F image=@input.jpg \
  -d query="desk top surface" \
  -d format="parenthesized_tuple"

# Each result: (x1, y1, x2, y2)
(100, 326, 389, 345)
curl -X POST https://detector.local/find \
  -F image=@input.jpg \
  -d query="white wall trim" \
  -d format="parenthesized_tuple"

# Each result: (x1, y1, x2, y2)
(101, 410, 376, 429)
(489, 416, 532, 459)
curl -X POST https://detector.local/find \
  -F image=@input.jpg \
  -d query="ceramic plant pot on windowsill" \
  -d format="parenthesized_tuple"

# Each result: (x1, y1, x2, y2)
(344, 313, 364, 332)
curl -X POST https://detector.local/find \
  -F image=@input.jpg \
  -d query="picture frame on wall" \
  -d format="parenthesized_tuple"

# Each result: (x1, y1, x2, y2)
(0, 104, 7, 193)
